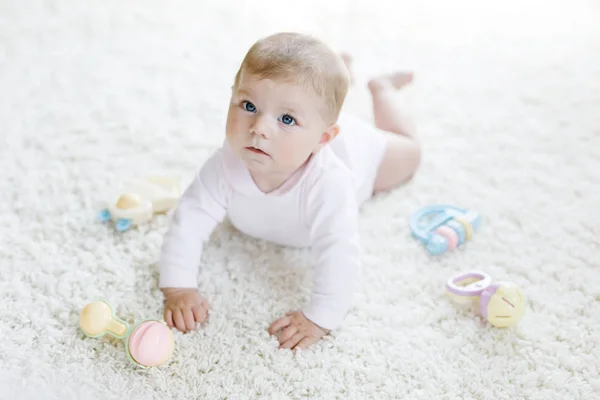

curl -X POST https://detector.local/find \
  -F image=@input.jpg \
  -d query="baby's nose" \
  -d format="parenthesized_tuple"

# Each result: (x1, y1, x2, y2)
(250, 115, 273, 138)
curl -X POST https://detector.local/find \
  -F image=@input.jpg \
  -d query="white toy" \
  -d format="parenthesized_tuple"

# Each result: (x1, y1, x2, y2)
(98, 176, 180, 232)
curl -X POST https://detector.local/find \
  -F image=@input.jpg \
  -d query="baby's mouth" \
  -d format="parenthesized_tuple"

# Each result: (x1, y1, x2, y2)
(246, 146, 269, 156)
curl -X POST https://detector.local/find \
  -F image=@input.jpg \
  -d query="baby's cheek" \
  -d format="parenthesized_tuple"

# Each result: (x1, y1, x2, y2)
(278, 146, 296, 161)
(225, 116, 238, 134)
(226, 111, 245, 134)
(280, 138, 308, 162)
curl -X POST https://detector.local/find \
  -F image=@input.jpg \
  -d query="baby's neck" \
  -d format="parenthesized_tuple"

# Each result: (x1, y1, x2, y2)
(250, 157, 311, 194)
(249, 171, 291, 193)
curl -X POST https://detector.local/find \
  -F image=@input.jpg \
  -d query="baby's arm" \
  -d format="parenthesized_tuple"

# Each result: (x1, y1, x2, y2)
(268, 170, 361, 350)
(159, 149, 230, 332)
(302, 171, 361, 331)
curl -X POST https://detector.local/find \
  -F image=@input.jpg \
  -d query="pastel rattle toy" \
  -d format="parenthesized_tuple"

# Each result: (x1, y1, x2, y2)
(79, 300, 175, 367)
(445, 271, 525, 328)
(98, 175, 180, 232)
(410, 205, 481, 255)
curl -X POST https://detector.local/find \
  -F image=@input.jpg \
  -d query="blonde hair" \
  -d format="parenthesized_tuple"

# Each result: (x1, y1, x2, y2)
(233, 32, 350, 123)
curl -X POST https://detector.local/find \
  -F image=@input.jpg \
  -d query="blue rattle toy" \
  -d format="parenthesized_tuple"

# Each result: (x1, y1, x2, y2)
(409, 205, 481, 255)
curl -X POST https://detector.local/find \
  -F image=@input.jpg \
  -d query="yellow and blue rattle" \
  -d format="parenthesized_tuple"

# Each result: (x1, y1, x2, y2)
(409, 205, 481, 255)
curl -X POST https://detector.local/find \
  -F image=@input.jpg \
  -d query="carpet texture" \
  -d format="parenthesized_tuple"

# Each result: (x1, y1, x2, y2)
(1, 0, 599, 399)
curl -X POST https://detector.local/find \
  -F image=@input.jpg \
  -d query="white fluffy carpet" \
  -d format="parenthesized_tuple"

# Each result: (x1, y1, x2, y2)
(1, 0, 599, 399)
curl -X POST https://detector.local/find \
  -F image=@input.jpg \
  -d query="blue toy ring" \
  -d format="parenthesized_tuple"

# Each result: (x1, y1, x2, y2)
(409, 205, 481, 255)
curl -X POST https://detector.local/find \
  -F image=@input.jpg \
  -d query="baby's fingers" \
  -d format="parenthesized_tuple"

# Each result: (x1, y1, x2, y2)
(293, 337, 317, 352)
(172, 309, 187, 332)
(268, 316, 291, 335)
(182, 308, 196, 332)
(278, 325, 298, 345)
(192, 303, 208, 324)
(280, 333, 304, 350)
(164, 308, 174, 328)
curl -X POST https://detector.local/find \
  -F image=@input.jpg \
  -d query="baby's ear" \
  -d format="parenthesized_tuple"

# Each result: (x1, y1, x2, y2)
(314, 123, 340, 152)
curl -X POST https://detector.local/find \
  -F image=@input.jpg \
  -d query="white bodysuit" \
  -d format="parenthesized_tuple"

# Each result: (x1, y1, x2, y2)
(159, 113, 388, 330)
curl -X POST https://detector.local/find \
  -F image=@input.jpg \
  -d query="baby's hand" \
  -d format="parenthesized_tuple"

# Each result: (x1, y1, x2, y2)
(162, 288, 209, 333)
(268, 310, 330, 351)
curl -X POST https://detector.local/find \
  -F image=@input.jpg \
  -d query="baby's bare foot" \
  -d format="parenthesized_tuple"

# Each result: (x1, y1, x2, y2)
(341, 52, 354, 84)
(368, 72, 414, 93)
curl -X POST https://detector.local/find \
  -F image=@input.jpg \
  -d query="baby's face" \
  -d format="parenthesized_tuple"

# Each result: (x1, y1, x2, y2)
(225, 72, 333, 178)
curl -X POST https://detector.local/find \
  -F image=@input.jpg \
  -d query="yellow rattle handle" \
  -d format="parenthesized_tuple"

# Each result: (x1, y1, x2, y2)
(79, 301, 128, 338)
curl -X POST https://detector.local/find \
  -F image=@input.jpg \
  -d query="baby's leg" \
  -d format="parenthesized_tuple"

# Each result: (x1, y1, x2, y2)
(367, 73, 421, 192)
(340, 54, 421, 194)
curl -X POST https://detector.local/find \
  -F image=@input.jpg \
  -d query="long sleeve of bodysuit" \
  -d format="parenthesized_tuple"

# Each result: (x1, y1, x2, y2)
(159, 149, 230, 288)
(301, 168, 362, 331)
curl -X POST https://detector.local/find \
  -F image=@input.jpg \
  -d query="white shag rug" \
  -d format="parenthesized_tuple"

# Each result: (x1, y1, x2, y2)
(1, 0, 599, 399)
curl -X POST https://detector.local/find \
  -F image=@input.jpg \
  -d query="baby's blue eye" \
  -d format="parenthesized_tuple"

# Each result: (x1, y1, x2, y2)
(279, 114, 296, 126)
(243, 101, 256, 113)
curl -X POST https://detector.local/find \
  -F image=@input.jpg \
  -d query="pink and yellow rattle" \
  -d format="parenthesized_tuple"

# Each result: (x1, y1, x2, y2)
(446, 271, 525, 328)
(79, 300, 174, 367)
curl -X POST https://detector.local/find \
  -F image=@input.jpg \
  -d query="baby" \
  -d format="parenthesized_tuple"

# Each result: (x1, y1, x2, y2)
(158, 32, 421, 351)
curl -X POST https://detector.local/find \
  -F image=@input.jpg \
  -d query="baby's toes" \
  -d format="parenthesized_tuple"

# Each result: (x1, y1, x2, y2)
(340, 53, 354, 84)
(390, 72, 414, 89)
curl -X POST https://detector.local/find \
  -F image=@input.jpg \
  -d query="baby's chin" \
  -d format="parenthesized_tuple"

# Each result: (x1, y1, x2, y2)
(242, 155, 301, 177)
(239, 151, 273, 171)
(243, 156, 271, 169)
